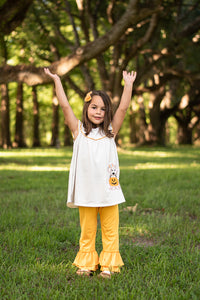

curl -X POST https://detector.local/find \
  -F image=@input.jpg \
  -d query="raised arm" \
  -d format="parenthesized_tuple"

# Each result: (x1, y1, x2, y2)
(112, 70, 137, 136)
(44, 68, 78, 138)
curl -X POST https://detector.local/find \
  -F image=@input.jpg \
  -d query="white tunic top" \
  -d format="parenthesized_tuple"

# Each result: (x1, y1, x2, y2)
(67, 121, 125, 208)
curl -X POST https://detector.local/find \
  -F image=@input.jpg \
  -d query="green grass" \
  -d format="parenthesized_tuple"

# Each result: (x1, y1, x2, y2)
(0, 146, 200, 300)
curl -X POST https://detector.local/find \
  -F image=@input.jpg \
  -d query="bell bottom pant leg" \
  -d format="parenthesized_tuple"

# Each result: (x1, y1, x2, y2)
(73, 207, 99, 271)
(99, 205, 124, 272)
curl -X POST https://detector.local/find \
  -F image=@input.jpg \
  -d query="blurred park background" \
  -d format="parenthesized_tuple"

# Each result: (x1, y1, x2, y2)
(0, 0, 200, 149)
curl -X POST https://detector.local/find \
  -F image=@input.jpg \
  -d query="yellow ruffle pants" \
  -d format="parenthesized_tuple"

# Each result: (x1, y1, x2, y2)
(73, 205, 124, 272)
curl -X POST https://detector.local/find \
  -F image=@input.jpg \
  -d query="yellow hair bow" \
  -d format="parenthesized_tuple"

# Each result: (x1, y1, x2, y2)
(84, 91, 92, 102)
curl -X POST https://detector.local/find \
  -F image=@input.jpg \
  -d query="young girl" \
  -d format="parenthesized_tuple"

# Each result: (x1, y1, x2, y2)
(44, 67, 136, 278)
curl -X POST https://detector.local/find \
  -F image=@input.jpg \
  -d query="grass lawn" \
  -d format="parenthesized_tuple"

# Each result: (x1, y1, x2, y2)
(0, 146, 200, 299)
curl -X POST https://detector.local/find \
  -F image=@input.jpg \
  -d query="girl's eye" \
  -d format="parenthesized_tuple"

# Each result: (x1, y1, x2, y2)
(101, 108, 106, 111)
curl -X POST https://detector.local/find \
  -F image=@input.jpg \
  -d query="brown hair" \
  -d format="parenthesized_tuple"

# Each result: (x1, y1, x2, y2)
(82, 90, 114, 138)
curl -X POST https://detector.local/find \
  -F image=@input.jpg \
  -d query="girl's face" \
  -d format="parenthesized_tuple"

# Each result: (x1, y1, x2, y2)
(87, 96, 106, 126)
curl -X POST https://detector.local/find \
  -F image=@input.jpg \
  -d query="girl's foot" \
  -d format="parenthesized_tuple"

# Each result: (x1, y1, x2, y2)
(76, 269, 93, 276)
(98, 270, 113, 279)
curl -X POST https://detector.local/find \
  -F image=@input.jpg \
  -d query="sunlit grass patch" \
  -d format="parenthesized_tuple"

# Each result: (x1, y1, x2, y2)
(120, 162, 199, 170)
(0, 165, 69, 171)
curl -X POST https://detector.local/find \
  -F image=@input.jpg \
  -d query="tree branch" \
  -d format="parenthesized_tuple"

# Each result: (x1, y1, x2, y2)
(0, 1, 162, 86)
(0, 0, 34, 35)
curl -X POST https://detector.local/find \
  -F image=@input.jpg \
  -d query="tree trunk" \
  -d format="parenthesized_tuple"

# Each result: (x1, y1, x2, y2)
(177, 123, 192, 144)
(148, 112, 167, 146)
(0, 83, 12, 148)
(136, 96, 148, 145)
(13, 83, 26, 147)
(32, 86, 40, 147)
(51, 88, 60, 147)
(148, 88, 166, 145)
(174, 106, 193, 145)
(129, 108, 137, 144)
(64, 125, 72, 146)
(193, 121, 200, 144)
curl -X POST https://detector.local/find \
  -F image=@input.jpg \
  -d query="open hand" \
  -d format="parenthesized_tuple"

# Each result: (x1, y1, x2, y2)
(123, 70, 137, 85)
(44, 68, 59, 80)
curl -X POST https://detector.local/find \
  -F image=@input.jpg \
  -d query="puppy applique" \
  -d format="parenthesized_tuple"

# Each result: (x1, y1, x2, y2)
(108, 163, 120, 189)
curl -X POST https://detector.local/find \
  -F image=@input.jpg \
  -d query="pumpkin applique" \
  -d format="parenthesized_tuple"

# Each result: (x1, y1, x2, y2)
(109, 176, 119, 186)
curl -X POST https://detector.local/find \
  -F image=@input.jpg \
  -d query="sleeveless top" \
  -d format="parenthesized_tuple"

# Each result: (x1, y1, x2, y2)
(67, 121, 125, 208)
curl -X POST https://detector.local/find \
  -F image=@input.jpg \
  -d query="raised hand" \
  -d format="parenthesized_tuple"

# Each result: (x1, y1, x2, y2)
(44, 68, 59, 81)
(123, 70, 137, 85)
